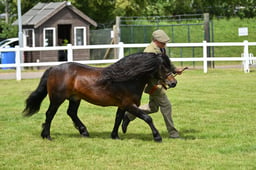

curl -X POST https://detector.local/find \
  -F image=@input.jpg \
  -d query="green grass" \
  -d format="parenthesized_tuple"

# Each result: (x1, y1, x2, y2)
(1, 68, 256, 169)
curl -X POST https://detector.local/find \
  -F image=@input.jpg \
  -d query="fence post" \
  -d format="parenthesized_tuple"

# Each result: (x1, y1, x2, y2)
(118, 42, 124, 59)
(114, 16, 120, 59)
(204, 13, 213, 68)
(203, 41, 208, 73)
(243, 40, 250, 73)
(15, 46, 21, 81)
(67, 44, 73, 62)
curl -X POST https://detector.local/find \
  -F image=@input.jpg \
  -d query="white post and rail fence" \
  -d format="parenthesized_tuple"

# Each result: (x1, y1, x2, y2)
(0, 40, 256, 80)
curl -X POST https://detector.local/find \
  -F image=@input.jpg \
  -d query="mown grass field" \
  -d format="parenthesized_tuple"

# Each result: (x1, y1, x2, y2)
(0, 68, 256, 169)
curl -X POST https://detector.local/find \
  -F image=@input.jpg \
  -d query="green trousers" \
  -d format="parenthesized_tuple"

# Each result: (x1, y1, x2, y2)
(126, 88, 179, 138)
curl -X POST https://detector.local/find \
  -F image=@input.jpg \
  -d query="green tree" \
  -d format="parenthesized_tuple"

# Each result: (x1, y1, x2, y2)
(142, 0, 175, 16)
(0, 22, 18, 39)
(114, 0, 147, 16)
(0, 0, 18, 38)
(74, 0, 116, 26)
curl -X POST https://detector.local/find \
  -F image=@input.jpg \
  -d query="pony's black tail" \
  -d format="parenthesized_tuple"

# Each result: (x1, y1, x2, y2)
(23, 67, 52, 116)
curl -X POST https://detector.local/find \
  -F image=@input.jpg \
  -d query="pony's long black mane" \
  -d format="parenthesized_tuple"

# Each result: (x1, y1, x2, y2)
(100, 52, 168, 83)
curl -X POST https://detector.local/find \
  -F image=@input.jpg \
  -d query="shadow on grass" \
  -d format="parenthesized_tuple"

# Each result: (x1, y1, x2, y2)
(179, 128, 200, 140)
(64, 131, 155, 141)
(46, 128, 200, 141)
(35, 130, 158, 141)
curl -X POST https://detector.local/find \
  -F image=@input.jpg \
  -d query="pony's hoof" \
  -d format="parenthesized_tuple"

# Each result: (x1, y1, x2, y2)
(42, 135, 52, 141)
(81, 132, 89, 138)
(154, 136, 162, 142)
(112, 137, 121, 140)
(111, 134, 120, 140)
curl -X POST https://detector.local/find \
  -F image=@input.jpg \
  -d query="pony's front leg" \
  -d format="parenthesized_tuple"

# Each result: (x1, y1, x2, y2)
(127, 105, 162, 142)
(111, 108, 125, 140)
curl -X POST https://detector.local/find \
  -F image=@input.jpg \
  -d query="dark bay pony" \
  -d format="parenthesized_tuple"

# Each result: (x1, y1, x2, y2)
(23, 52, 174, 142)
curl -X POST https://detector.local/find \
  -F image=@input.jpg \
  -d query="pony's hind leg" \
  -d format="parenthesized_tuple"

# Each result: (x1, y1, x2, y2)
(67, 99, 89, 137)
(41, 102, 62, 140)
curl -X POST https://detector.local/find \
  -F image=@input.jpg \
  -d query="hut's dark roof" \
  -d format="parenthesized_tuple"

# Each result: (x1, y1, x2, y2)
(13, 1, 97, 28)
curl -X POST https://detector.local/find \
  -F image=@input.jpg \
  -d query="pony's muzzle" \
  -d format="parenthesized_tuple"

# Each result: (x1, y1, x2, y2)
(168, 80, 177, 88)
(165, 74, 178, 88)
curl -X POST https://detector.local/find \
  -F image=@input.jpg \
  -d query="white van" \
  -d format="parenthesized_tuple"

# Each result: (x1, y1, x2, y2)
(0, 38, 19, 48)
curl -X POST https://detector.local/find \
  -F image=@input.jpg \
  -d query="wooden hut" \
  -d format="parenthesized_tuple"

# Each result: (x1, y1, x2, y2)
(13, 1, 97, 62)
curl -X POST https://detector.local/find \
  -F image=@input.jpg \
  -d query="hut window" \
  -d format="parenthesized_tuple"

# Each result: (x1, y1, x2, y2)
(74, 27, 86, 46)
(43, 28, 56, 47)
(23, 29, 35, 47)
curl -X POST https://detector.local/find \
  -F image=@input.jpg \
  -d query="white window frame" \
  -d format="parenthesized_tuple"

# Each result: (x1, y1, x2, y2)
(43, 27, 56, 47)
(23, 29, 35, 47)
(74, 27, 86, 46)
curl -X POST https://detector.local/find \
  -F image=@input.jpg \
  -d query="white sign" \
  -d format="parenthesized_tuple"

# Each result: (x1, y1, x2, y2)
(111, 31, 114, 38)
(238, 27, 248, 36)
